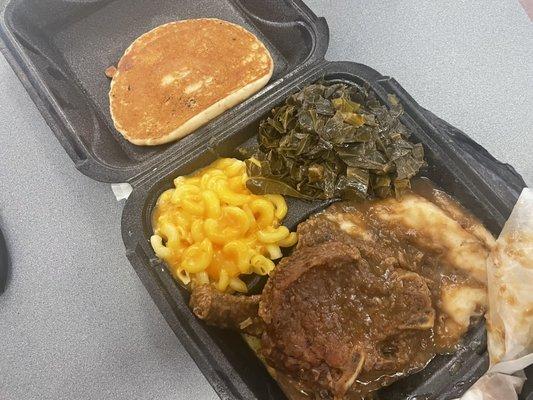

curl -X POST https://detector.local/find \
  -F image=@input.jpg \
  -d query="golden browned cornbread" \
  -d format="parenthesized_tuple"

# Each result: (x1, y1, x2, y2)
(109, 18, 273, 146)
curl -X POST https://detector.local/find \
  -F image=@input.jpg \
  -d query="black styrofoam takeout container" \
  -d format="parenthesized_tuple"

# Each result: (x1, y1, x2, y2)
(0, 1, 528, 399)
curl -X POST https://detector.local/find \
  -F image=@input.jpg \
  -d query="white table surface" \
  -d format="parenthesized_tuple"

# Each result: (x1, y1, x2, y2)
(0, 1, 531, 399)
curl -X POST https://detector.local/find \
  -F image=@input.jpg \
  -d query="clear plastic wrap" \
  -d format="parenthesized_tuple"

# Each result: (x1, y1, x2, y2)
(457, 188, 533, 400)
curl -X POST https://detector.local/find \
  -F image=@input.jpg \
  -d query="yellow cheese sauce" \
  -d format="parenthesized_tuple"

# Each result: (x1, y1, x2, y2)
(151, 158, 297, 292)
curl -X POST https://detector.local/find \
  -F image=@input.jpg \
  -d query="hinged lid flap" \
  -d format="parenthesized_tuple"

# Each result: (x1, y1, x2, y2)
(0, 0, 329, 183)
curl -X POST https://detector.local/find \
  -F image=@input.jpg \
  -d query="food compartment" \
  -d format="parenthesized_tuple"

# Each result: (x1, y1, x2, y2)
(121, 62, 525, 400)
(0, 0, 328, 181)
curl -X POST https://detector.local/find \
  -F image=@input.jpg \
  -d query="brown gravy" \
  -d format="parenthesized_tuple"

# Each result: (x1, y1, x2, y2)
(254, 179, 491, 400)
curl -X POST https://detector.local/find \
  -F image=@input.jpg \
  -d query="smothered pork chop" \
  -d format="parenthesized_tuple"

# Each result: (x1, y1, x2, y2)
(259, 242, 435, 398)
(190, 181, 494, 399)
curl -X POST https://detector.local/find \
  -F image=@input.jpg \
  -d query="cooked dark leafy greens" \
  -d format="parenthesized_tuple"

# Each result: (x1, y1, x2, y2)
(242, 83, 426, 200)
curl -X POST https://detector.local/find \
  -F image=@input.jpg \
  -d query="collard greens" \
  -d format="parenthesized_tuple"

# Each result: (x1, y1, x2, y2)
(243, 83, 426, 200)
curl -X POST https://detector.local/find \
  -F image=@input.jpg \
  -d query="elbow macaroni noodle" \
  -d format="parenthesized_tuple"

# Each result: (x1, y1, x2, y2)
(150, 158, 298, 293)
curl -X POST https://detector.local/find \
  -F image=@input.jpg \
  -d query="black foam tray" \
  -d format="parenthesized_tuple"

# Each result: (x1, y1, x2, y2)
(0, 1, 527, 399)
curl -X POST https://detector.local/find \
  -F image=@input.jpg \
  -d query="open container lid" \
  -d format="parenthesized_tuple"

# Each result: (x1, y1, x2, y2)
(0, 0, 328, 183)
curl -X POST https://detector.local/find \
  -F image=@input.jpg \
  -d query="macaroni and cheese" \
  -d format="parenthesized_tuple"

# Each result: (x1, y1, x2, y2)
(150, 158, 297, 293)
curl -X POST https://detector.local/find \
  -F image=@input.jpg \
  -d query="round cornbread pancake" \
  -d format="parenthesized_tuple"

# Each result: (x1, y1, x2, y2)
(109, 18, 274, 146)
